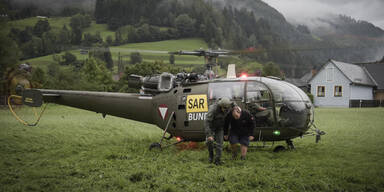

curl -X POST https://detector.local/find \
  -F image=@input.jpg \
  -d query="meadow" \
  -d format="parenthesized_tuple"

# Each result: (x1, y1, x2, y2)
(7, 17, 208, 71)
(24, 38, 209, 72)
(1, 105, 384, 192)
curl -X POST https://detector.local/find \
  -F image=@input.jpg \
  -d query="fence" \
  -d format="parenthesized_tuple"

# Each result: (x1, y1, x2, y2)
(349, 100, 384, 108)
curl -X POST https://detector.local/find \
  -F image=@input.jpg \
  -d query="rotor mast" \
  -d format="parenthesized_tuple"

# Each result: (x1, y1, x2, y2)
(169, 49, 229, 79)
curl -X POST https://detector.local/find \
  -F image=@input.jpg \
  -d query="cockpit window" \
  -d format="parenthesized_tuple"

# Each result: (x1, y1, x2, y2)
(208, 82, 245, 100)
(246, 82, 270, 102)
(261, 78, 310, 102)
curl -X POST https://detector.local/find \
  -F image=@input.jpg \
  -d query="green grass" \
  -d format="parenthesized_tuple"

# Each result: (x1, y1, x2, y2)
(23, 50, 89, 71)
(6, 17, 114, 40)
(1, 106, 384, 191)
(110, 38, 209, 65)
(23, 38, 209, 71)
(82, 21, 115, 41)
(5, 17, 71, 33)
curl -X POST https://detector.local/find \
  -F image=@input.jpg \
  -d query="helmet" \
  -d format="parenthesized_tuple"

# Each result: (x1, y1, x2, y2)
(218, 97, 232, 108)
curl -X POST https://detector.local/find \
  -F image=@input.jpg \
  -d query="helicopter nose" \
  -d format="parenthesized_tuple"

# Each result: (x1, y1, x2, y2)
(279, 101, 312, 132)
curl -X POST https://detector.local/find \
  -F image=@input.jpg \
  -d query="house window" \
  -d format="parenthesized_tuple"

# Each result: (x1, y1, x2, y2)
(317, 86, 325, 97)
(326, 67, 334, 82)
(334, 86, 342, 97)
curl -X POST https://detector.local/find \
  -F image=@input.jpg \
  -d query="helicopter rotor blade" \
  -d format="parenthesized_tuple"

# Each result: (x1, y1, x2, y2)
(109, 48, 169, 54)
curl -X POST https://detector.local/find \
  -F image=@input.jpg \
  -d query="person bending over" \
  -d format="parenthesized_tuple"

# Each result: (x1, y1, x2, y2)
(205, 97, 233, 165)
(224, 106, 256, 160)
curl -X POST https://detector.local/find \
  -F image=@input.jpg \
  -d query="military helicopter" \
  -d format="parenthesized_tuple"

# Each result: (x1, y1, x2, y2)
(9, 49, 325, 152)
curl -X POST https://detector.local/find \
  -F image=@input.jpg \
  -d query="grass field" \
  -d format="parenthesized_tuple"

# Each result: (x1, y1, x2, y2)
(6, 17, 114, 40)
(5, 17, 71, 33)
(110, 38, 208, 65)
(1, 106, 384, 191)
(23, 38, 209, 71)
(8, 17, 208, 67)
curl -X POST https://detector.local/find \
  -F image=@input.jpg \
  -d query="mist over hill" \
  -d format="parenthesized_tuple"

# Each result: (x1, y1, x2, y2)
(210, 0, 384, 64)
(5, 0, 95, 17)
(3, 0, 383, 77)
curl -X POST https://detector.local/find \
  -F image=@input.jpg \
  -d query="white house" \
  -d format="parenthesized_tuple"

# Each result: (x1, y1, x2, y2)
(309, 60, 376, 107)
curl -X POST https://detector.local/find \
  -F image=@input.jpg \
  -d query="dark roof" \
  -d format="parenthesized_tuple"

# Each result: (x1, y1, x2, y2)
(331, 60, 376, 86)
(360, 63, 384, 89)
(300, 71, 313, 83)
(285, 78, 308, 87)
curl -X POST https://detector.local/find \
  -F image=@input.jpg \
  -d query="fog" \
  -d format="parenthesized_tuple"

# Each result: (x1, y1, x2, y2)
(10, 0, 95, 13)
(262, 0, 384, 29)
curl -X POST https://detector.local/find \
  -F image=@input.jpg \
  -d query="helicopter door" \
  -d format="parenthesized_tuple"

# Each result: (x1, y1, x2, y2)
(245, 81, 274, 128)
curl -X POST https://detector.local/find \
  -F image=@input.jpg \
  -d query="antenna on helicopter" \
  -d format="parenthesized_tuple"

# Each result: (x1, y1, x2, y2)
(169, 49, 230, 80)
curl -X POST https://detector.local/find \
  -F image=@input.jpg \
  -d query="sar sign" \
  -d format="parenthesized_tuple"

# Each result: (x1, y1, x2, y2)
(186, 94, 208, 121)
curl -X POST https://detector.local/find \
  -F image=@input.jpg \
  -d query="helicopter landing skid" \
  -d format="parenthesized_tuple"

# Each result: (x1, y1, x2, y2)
(149, 112, 183, 150)
(272, 140, 294, 153)
(286, 139, 295, 150)
(149, 140, 184, 151)
(303, 123, 326, 143)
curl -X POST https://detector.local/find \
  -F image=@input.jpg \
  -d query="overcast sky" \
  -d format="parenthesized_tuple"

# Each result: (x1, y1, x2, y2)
(262, 0, 384, 29)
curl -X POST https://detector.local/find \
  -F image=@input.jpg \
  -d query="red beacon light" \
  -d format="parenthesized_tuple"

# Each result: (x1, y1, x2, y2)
(240, 73, 248, 79)
(176, 137, 182, 142)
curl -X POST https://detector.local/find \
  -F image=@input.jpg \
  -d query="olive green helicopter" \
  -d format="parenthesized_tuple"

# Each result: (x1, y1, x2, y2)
(9, 49, 325, 152)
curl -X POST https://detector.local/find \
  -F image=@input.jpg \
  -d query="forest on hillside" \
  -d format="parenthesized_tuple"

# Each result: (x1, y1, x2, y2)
(1, 0, 383, 95)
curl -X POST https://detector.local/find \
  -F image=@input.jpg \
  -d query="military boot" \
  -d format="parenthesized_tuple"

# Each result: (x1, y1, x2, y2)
(209, 152, 214, 163)
(208, 145, 214, 163)
(214, 158, 223, 166)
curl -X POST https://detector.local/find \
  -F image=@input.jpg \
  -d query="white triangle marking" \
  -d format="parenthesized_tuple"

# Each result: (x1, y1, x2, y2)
(159, 107, 168, 119)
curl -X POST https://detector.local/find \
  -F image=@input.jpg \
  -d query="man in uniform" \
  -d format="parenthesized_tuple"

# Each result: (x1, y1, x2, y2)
(205, 97, 233, 165)
(224, 106, 256, 160)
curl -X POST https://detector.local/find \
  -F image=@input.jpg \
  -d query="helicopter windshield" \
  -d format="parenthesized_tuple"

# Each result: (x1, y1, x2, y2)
(261, 78, 310, 102)
(208, 81, 245, 100)
(259, 78, 312, 129)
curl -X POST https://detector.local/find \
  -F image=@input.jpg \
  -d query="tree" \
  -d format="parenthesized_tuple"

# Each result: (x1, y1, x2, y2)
(106, 35, 113, 45)
(42, 31, 60, 54)
(70, 14, 91, 30)
(33, 19, 50, 38)
(82, 57, 113, 91)
(60, 52, 77, 66)
(130, 52, 142, 64)
(31, 67, 46, 88)
(0, 32, 20, 94)
(297, 24, 310, 34)
(70, 14, 90, 45)
(169, 54, 175, 64)
(58, 25, 71, 48)
(47, 63, 59, 77)
(21, 36, 44, 58)
(262, 62, 282, 77)
(175, 14, 195, 37)
(103, 47, 113, 70)
(71, 28, 82, 45)
(82, 32, 103, 46)
(89, 46, 113, 70)
(136, 24, 151, 42)
(17, 27, 33, 44)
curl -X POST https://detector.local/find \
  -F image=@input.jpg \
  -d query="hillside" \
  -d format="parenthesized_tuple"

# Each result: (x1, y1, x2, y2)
(3, 0, 383, 79)
(23, 38, 209, 71)
(210, 0, 384, 71)
(5, 17, 114, 41)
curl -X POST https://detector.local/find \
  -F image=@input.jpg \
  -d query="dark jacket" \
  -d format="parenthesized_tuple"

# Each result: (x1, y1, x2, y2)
(224, 109, 255, 136)
(204, 103, 228, 137)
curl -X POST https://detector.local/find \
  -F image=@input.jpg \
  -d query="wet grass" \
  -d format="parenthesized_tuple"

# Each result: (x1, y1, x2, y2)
(1, 105, 384, 192)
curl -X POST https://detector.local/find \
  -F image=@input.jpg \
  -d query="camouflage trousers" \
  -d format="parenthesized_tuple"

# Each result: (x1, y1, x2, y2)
(206, 129, 224, 162)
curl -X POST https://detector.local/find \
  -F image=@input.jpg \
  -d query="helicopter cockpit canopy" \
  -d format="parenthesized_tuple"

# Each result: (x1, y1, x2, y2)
(259, 77, 312, 130)
(260, 78, 311, 103)
(207, 77, 312, 131)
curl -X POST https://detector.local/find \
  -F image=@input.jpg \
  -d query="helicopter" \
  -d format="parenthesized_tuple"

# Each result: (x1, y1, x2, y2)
(9, 49, 325, 152)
